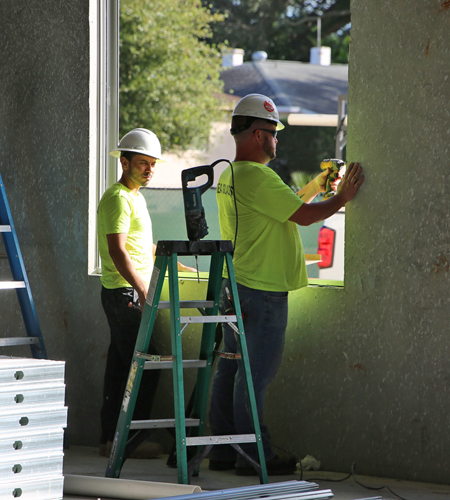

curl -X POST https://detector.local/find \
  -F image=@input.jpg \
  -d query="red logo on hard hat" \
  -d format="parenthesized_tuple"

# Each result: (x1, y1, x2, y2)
(264, 101, 274, 112)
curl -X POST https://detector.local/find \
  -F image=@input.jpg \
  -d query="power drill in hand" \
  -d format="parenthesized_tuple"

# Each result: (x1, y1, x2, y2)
(320, 159, 346, 199)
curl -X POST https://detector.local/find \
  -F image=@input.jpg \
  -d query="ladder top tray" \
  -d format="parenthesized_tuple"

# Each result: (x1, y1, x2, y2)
(156, 240, 233, 256)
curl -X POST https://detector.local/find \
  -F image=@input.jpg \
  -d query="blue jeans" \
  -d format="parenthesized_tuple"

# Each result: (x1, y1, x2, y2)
(209, 279, 288, 466)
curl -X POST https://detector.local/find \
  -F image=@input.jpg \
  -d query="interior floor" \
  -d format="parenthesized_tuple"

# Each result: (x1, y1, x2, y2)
(63, 446, 450, 500)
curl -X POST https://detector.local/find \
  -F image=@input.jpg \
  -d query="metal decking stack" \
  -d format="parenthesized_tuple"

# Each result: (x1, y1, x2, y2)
(0, 356, 67, 500)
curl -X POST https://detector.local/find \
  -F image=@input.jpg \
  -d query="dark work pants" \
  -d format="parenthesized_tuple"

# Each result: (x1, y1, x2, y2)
(100, 286, 160, 444)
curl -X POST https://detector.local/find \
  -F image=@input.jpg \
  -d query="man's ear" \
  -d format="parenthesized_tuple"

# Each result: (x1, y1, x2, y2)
(120, 157, 129, 171)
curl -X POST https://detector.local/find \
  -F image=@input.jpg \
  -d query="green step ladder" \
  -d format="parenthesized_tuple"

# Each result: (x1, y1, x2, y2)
(0, 172, 47, 358)
(105, 240, 268, 484)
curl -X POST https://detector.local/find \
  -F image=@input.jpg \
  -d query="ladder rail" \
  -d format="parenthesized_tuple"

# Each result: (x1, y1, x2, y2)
(0, 173, 47, 358)
(224, 251, 268, 481)
(106, 256, 167, 478)
(167, 253, 190, 484)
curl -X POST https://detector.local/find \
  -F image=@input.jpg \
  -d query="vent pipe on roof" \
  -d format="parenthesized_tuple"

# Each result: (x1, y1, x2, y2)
(222, 48, 245, 68)
(310, 46, 331, 65)
(310, 17, 331, 65)
(252, 51, 268, 62)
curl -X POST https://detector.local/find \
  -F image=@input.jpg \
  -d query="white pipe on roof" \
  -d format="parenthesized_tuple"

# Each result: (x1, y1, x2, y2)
(287, 113, 347, 127)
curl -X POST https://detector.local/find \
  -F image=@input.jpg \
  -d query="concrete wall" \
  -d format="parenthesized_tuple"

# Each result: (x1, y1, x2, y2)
(1, 0, 450, 485)
(0, 0, 106, 446)
(265, 0, 450, 484)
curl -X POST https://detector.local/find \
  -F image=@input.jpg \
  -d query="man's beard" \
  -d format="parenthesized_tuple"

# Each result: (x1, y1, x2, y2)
(263, 136, 276, 161)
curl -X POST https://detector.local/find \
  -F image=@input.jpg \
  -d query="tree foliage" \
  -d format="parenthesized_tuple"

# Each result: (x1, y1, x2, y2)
(120, 0, 226, 151)
(202, 0, 350, 62)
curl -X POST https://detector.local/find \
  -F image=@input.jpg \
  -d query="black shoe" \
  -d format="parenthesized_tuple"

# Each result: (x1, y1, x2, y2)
(236, 455, 297, 476)
(209, 459, 236, 471)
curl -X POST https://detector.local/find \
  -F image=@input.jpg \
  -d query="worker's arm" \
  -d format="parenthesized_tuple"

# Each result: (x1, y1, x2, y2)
(107, 233, 148, 306)
(152, 243, 196, 273)
(178, 262, 197, 272)
(289, 163, 364, 226)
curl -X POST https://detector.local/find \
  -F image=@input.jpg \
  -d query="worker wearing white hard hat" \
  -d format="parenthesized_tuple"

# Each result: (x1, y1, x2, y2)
(108, 127, 164, 161)
(231, 93, 285, 133)
(97, 128, 193, 459)
(209, 95, 364, 476)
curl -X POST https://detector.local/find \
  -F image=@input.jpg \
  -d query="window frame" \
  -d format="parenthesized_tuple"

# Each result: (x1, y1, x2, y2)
(88, 0, 120, 275)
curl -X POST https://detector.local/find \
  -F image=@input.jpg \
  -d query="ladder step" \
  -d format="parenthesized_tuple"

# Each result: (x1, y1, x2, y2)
(130, 418, 200, 430)
(158, 300, 215, 310)
(0, 225, 11, 232)
(0, 281, 26, 289)
(181, 315, 236, 324)
(144, 359, 207, 370)
(135, 352, 208, 370)
(0, 337, 41, 347)
(185, 434, 256, 446)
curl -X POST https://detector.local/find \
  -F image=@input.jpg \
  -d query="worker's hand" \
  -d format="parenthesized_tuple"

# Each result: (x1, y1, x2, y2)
(138, 289, 147, 312)
(316, 167, 343, 194)
(336, 162, 364, 202)
(314, 168, 330, 193)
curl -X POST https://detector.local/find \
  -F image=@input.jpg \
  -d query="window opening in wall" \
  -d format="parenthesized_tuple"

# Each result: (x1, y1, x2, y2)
(89, 0, 349, 285)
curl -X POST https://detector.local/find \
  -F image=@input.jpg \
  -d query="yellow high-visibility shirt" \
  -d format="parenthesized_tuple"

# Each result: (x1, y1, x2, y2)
(216, 161, 307, 292)
(98, 183, 153, 289)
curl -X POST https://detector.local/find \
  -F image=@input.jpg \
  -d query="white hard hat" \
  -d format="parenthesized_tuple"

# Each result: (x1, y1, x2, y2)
(232, 94, 285, 131)
(109, 128, 163, 161)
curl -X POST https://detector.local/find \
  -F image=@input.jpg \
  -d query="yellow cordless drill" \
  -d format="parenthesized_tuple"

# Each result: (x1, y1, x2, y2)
(320, 159, 346, 199)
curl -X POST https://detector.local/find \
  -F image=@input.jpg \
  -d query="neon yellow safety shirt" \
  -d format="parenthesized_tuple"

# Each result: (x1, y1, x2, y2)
(216, 161, 308, 292)
(97, 183, 153, 289)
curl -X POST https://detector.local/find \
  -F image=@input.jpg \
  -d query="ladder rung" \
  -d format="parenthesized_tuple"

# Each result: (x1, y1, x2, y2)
(0, 225, 11, 232)
(144, 359, 207, 370)
(185, 434, 256, 446)
(136, 352, 175, 362)
(0, 281, 26, 289)
(130, 418, 200, 430)
(158, 300, 215, 310)
(180, 315, 236, 324)
(218, 352, 242, 360)
(0, 337, 40, 347)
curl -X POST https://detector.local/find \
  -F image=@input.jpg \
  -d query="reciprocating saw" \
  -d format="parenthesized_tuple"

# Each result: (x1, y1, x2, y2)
(181, 165, 214, 241)
(181, 159, 231, 242)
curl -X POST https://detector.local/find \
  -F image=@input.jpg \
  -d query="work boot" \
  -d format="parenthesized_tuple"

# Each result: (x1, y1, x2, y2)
(236, 454, 297, 476)
(129, 441, 163, 459)
(98, 441, 112, 457)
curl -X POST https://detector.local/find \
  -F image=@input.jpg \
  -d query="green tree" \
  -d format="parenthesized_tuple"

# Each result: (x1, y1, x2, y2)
(202, 0, 350, 62)
(120, 0, 226, 151)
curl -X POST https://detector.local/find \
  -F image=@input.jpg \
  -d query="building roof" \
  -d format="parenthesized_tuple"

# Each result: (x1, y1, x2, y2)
(220, 60, 348, 115)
